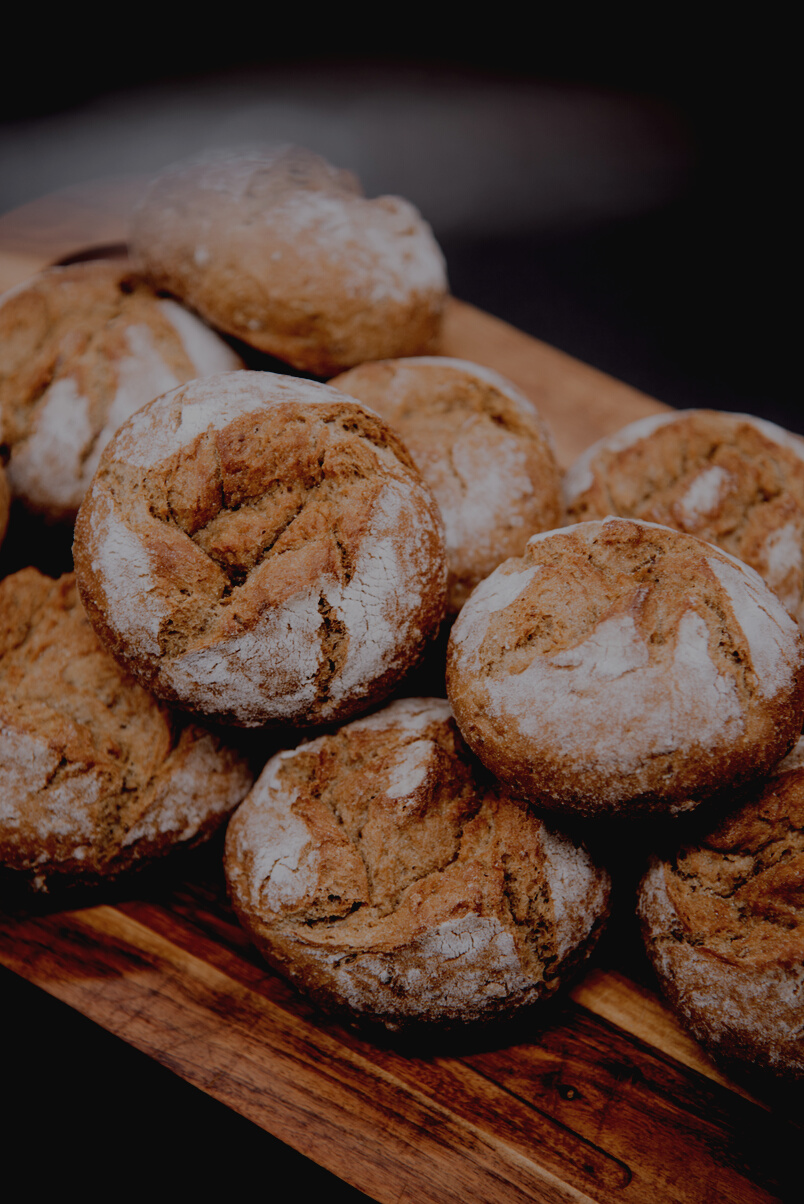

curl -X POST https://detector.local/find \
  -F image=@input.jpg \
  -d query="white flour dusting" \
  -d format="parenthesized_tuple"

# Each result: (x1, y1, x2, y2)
(385, 739, 435, 800)
(563, 410, 681, 501)
(706, 554, 800, 696)
(760, 521, 803, 608)
(158, 298, 242, 376)
(450, 563, 540, 667)
(348, 698, 452, 735)
(7, 376, 93, 511)
(676, 464, 731, 526)
(478, 607, 743, 773)
(90, 489, 166, 657)
(540, 827, 608, 959)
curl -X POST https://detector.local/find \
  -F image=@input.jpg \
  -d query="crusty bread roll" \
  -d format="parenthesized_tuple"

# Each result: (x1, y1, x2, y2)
(447, 517, 804, 818)
(225, 697, 611, 1030)
(73, 371, 447, 727)
(564, 409, 804, 630)
(130, 145, 448, 375)
(0, 260, 242, 522)
(638, 737, 804, 1082)
(330, 357, 562, 614)
(0, 568, 253, 889)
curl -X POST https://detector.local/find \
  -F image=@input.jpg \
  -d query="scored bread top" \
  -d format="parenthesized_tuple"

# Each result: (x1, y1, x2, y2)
(0, 260, 242, 521)
(638, 740, 804, 1078)
(73, 372, 447, 727)
(225, 697, 611, 1027)
(447, 517, 804, 816)
(564, 409, 804, 629)
(330, 357, 562, 614)
(0, 568, 252, 885)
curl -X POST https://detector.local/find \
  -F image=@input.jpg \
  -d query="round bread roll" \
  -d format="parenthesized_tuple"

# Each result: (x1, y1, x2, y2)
(0, 568, 253, 889)
(564, 409, 804, 629)
(130, 145, 448, 376)
(446, 517, 804, 818)
(0, 260, 243, 522)
(73, 372, 447, 727)
(225, 697, 611, 1030)
(330, 357, 562, 614)
(638, 738, 804, 1082)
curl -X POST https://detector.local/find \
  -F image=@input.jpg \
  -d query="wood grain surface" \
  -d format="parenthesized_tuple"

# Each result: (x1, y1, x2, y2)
(0, 184, 800, 1204)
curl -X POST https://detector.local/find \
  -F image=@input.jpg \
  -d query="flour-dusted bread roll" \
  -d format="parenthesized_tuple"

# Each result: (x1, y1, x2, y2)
(0, 569, 253, 890)
(564, 409, 804, 630)
(73, 372, 447, 727)
(446, 517, 804, 819)
(225, 697, 611, 1030)
(130, 145, 448, 376)
(330, 357, 562, 614)
(0, 261, 243, 522)
(638, 738, 804, 1082)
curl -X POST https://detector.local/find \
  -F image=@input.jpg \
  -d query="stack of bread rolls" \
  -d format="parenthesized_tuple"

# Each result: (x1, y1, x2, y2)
(1, 146, 801, 1078)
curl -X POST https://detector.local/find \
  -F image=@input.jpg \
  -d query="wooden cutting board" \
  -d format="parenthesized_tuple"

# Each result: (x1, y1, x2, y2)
(0, 183, 799, 1204)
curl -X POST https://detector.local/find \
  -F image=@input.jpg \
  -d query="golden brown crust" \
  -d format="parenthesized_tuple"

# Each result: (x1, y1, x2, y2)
(638, 750, 804, 1080)
(564, 410, 804, 629)
(330, 357, 563, 614)
(225, 698, 611, 1029)
(0, 260, 243, 522)
(73, 372, 447, 727)
(0, 568, 253, 888)
(130, 146, 448, 375)
(446, 518, 804, 818)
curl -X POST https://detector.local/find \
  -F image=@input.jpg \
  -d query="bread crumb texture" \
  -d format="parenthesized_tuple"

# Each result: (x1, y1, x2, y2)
(564, 410, 804, 630)
(447, 517, 804, 816)
(73, 372, 447, 726)
(225, 697, 610, 1029)
(331, 357, 562, 613)
(130, 145, 448, 375)
(0, 260, 242, 521)
(638, 743, 804, 1080)
(0, 569, 253, 886)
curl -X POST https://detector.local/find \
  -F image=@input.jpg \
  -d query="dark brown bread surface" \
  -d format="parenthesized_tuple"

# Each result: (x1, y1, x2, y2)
(0, 260, 242, 521)
(446, 517, 804, 818)
(73, 372, 447, 727)
(225, 698, 611, 1029)
(331, 357, 562, 614)
(130, 145, 448, 375)
(0, 569, 253, 887)
(638, 741, 804, 1080)
(564, 410, 804, 629)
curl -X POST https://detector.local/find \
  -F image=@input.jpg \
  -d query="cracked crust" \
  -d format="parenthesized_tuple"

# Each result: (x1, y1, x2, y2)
(130, 145, 448, 375)
(638, 742, 804, 1080)
(446, 517, 804, 818)
(330, 357, 562, 614)
(73, 372, 448, 727)
(0, 569, 253, 889)
(564, 410, 804, 630)
(0, 260, 243, 521)
(224, 697, 611, 1029)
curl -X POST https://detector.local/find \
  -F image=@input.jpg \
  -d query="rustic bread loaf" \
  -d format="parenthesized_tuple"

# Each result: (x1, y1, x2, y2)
(564, 409, 804, 630)
(446, 517, 804, 818)
(225, 697, 611, 1030)
(130, 145, 448, 375)
(0, 568, 253, 889)
(330, 357, 562, 614)
(638, 737, 804, 1082)
(0, 260, 242, 522)
(73, 372, 447, 727)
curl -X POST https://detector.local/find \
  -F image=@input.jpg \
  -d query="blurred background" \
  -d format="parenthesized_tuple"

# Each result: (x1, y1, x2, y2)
(0, 18, 796, 1201)
(0, 18, 796, 427)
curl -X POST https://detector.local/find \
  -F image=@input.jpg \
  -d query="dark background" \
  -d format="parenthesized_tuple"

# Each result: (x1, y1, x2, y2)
(1, 21, 797, 1201)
